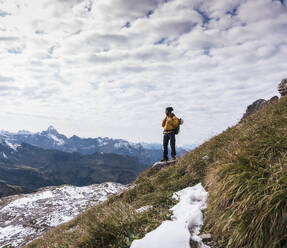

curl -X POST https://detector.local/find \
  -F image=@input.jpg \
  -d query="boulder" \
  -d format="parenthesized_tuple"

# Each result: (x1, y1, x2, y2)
(200, 233, 212, 243)
(278, 78, 287, 96)
(150, 160, 177, 173)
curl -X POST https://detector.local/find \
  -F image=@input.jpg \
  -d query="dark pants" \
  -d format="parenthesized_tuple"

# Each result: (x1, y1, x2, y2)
(163, 133, 176, 159)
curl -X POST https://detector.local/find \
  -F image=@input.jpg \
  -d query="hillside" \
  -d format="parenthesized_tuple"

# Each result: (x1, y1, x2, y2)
(23, 96, 287, 248)
(0, 142, 145, 197)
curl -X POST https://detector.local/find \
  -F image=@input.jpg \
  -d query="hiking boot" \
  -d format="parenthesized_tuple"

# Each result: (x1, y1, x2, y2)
(171, 156, 176, 161)
(160, 157, 168, 162)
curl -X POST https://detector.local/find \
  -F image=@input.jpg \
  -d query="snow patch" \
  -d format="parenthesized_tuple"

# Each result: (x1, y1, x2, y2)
(97, 137, 109, 146)
(0, 225, 34, 247)
(114, 141, 130, 149)
(48, 134, 65, 146)
(114, 141, 141, 150)
(4, 140, 20, 151)
(130, 183, 209, 248)
(136, 205, 153, 213)
(2, 152, 8, 159)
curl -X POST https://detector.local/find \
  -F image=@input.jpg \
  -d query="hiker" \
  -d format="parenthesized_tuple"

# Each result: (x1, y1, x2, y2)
(161, 107, 179, 161)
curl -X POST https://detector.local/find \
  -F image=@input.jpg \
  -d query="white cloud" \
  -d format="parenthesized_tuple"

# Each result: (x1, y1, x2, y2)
(0, 0, 286, 146)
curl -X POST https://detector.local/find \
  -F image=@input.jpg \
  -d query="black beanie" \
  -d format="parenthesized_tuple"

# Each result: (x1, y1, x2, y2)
(166, 107, 174, 113)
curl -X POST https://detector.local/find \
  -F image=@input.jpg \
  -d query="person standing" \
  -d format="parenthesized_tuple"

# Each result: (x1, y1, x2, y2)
(161, 107, 179, 161)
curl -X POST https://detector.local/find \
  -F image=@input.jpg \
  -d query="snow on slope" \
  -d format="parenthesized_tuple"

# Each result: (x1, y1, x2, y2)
(48, 133, 65, 145)
(130, 183, 209, 248)
(4, 140, 20, 151)
(1, 152, 8, 159)
(114, 140, 141, 151)
(0, 182, 127, 248)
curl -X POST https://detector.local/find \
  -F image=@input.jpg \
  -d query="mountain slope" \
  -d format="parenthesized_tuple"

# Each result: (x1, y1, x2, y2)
(0, 181, 27, 198)
(0, 142, 145, 197)
(24, 97, 287, 248)
(0, 182, 127, 247)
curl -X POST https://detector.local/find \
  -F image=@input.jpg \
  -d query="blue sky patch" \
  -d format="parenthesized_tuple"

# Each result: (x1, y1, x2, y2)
(48, 46, 56, 55)
(194, 8, 211, 25)
(0, 9, 10, 17)
(272, 0, 286, 5)
(123, 21, 131, 28)
(146, 10, 154, 18)
(203, 48, 210, 56)
(8, 47, 23, 54)
(154, 37, 167, 45)
(54, 71, 70, 85)
(226, 6, 239, 16)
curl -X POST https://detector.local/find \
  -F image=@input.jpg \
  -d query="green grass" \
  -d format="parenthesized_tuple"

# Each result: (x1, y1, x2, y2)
(204, 97, 287, 248)
(25, 97, 287, 248)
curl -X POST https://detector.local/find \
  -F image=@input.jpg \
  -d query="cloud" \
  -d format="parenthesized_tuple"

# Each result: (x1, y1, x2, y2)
(0, 36, 19, 41)
(0, 85, 16, 90)
(0, 0, 286, 145)
(0, 85, 19, 96)
(21, 85, 60, 100)
(0, 75, 14, 82)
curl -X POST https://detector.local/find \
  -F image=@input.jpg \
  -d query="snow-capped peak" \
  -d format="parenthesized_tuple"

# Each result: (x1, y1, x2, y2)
(47, 125, 58, 133)
(38, 126, 66, 146)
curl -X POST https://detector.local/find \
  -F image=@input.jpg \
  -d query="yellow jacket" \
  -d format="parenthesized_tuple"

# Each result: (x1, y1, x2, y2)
(162, 114, 179, 133)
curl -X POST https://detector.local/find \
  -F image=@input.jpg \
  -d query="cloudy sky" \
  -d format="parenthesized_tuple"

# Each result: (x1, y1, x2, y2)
(0, 0, 286, 146)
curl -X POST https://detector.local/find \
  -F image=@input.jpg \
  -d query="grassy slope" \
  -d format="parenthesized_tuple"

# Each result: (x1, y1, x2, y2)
(25, 97, 287, 248)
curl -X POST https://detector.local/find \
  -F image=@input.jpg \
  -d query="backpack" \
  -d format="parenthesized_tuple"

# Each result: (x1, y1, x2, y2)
(174, 118, 184, 135)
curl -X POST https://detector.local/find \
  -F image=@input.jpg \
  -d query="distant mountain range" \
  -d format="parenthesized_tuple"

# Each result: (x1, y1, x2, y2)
(0, 139, 145, 197)
(0, 126, 193, 165)
(0, 126, 197, 197)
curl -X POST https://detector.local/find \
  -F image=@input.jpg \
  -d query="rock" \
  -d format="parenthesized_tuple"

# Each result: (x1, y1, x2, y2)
(202, 155, 209, 160)
(269, 95, 279, 103)
(241, 99, 267, 120)
(189, 238, 200, 248)
(136, 205, 153, 213)
(241, 96, 279, 121)
(150, 160, 177, 173)
(200, 233, 212, 243)
(278, 78, 287, 96)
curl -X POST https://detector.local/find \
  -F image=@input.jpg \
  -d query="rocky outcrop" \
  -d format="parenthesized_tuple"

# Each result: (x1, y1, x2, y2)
(241, 78, 287, 120)
(241, 96, 279, 120)
(278, 78, 287, 96)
